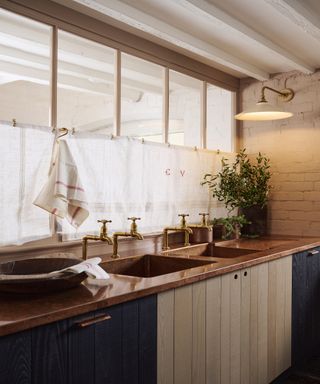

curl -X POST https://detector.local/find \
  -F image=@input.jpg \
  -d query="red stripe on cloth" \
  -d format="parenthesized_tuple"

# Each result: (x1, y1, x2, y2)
(55, 180, 85, 192)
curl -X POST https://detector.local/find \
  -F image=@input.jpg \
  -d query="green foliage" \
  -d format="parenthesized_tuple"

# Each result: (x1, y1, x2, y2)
(212, 214, 250, 239)
(202, 149, 271, 211)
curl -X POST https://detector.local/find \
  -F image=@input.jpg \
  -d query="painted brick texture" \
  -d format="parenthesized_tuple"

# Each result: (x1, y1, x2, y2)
(240, 70, 320, 236)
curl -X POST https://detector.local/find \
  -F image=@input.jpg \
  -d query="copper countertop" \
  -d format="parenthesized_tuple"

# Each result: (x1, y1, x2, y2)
(0, 235, 319, 337)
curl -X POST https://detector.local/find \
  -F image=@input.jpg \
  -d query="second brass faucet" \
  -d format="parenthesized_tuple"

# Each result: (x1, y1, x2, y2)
(162, 214, 193, 250)
(112, 217, 144, 258)
(188, 213, 213, 231)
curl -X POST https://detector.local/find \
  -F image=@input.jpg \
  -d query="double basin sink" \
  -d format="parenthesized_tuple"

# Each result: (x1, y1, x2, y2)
(102, 243, 258, 278)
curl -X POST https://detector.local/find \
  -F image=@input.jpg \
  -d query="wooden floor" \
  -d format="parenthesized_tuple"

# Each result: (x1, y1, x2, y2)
(284, 375, 320, 383)
(282, 357, 320, 383)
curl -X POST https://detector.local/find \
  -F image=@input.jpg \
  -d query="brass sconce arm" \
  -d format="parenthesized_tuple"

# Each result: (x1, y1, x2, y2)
(259, 86, 294, 103)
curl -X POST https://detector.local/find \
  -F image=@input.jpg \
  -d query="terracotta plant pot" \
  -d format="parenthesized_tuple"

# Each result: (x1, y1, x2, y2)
(239, 205, 268, 236)
(189, 227, 212, 244)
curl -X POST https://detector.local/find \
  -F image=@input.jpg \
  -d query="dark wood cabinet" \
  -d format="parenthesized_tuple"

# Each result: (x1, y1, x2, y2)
(292, 247, 320, 367)
(0, 295, 157, 384)
(0, 330, 31, 384)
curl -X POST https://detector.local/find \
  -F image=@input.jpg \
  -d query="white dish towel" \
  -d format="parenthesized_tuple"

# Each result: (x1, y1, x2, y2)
(58, 257, 110, 280)
(33, 140, 89, 228)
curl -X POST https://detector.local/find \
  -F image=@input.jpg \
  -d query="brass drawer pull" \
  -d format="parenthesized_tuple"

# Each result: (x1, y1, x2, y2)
(76, 314, 111, 328)
(308, 250, 319, 256)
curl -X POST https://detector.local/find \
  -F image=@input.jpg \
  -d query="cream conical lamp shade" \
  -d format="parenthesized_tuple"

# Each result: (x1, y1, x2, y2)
(235, 101, 293, 121)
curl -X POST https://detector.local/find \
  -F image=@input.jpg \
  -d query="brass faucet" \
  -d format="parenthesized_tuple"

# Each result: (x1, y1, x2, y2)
(188, 213, 213, 231)
(162, 213, 193, 251)
(112, 217, 144, 258)
(82, 219, 113, 260)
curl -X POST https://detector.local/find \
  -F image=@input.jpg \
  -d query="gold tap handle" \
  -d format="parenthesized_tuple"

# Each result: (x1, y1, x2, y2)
(127, 217, 141, 222)
(178, 213, 189, 227)
(199, 213, 209, 226)
(127, 217, 141, 232)
(97, 219, 112, 236)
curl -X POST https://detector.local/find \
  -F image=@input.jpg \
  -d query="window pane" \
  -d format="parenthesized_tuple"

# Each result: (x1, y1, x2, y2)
(57, 31, 115, 131)
(0, 122, 53, 245)
(207, 84, 234, 152)
(121, 53, 163, 142)
(0, 9, 51, 125)
(169, 71, 201, 147)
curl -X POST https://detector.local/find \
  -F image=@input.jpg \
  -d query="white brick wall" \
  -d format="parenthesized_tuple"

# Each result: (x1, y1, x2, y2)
(240, 70, 320, 236)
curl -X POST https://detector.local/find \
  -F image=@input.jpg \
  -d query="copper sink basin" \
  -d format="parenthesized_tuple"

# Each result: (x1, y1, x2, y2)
(164, 243, 258, 258)
(102, 254, 216, 278)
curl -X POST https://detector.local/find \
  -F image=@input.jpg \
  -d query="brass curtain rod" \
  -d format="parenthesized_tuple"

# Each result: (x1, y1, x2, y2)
(9, 119, 224, 154)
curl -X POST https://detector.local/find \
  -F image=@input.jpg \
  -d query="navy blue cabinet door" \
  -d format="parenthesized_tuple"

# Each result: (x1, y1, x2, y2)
(292, 247, 320, 366)
(95, 295, 157, 384)
(0, 295, 157, 384)
(31, 319, 69, 384)
(0, 331, 31, 384)
(68, 312, 95, 384)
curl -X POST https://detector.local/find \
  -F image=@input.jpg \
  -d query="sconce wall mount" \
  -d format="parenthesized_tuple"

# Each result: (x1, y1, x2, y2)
(235, 85, 295, 121)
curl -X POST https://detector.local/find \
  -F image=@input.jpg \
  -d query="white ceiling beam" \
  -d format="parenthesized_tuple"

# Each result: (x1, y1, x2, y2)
(70, 0, 270, 80)
(264, 0, 320, 42)
(177, 0, 314, 74)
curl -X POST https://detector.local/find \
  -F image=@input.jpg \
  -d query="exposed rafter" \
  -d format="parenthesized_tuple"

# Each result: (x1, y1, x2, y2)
(70, 0, 270, 80)
(265, 0, 320, 42)
(177, 0, 314, 74)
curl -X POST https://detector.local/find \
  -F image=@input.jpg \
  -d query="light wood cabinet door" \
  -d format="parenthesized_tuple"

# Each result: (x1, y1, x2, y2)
(158, 281, 207, 384)
(267, 255, 292, 383)
(158, 256, 292, 384)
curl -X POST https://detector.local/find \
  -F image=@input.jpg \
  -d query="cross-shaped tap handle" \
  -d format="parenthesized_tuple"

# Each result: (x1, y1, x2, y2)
(97, 219, 112, 235)
(178, 213, 189, 227)
(128, 217, 141, 232)
(98, 219, 112, 225)
(199, 213, 209, 225)
(127, 217, 141, 223)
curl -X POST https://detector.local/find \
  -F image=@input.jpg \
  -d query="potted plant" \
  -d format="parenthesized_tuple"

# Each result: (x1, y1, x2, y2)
(212, 214, 250, 240)
(202, 149, 271, 236)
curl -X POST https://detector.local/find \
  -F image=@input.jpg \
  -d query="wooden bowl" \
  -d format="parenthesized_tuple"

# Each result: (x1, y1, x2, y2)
(0, 258, 87, 294)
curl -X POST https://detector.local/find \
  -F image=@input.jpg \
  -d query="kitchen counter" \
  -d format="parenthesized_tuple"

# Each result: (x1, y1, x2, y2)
(0, 235, 319, 337)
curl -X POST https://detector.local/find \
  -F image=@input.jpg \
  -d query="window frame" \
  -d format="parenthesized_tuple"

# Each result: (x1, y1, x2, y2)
(0, 2, 239, 252)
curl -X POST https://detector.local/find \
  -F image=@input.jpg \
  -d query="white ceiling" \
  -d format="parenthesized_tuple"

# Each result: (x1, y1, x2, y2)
(52, 0, 320, 80)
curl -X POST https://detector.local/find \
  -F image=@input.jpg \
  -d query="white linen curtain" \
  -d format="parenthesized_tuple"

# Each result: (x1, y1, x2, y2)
(0, 121, 54, 245)
(60, 135, 235, 239)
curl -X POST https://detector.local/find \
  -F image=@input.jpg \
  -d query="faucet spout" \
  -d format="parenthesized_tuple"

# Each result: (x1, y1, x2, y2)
(131, 231, 144, 240)
(100, 235, 113, 245)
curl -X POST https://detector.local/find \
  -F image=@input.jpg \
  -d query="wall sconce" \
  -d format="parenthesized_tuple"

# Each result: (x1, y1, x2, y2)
(235, 86, 294, 121)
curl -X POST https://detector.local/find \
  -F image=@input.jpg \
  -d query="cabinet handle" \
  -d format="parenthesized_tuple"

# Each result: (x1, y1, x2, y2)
(234, 274, 238, 279)
(244, 271, 248, 277)
(75, 314, 112, 328)
(308, 250, 319, 256)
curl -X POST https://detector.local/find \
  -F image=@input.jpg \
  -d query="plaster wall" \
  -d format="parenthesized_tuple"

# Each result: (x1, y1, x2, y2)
(240, 70, 320, 236)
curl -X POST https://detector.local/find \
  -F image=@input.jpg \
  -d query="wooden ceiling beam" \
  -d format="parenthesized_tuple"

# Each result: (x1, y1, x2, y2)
(178, 0, 314, 74)
(265, 0, 320, 43)
(66, 0, 270, 80)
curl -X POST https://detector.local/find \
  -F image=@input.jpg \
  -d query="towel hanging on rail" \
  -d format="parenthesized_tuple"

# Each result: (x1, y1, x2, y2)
(33, 139, 89, 228)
